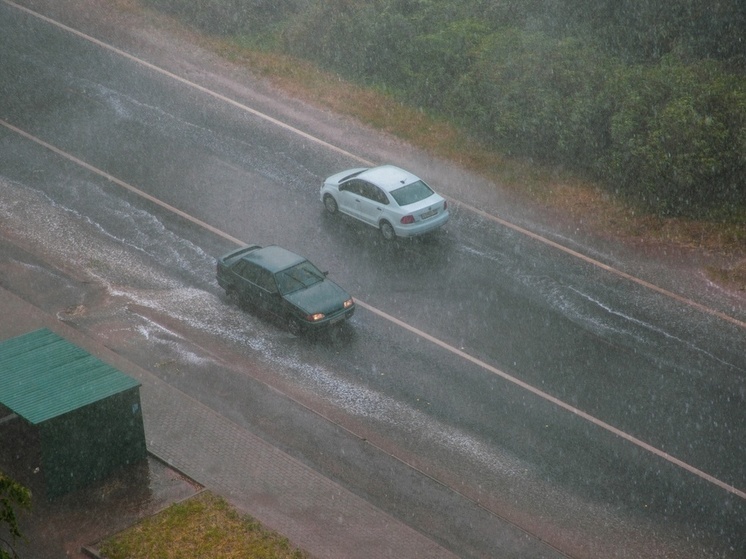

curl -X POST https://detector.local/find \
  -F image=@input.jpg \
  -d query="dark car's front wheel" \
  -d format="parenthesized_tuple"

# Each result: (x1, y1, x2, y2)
(323, 194, 338, 214)
(287, 316, 303, 336)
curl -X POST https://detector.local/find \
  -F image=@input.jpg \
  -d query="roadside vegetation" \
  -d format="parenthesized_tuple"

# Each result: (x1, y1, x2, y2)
(99, 492, 308, 559)
(138, 0, 744, 287)
(0, 472, 31, 559)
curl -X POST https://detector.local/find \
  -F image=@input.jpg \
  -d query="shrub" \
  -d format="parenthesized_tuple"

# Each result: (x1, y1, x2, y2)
(606, 58, 746, 214)
(452, 31, 616, 165)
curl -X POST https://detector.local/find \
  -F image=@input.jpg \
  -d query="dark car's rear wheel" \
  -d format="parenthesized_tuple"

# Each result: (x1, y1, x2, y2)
(380, 220, 396, 241)
(323, 194, 338, 214)
(226, 288, 240, 307)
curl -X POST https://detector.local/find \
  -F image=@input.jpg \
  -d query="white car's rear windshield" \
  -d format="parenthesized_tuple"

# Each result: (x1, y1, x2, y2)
(390, 180, 434, 206)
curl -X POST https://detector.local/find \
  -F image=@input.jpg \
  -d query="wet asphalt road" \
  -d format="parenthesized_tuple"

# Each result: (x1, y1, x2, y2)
(1, 2, 745, 557)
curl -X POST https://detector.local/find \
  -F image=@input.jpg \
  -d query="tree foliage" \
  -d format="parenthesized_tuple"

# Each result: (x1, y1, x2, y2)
(606, 59, 746, 213)
(0, 472, 31, 559)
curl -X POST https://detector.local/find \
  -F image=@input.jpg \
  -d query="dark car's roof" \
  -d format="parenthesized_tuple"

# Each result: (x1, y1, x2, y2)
(244, 245, 306, 273)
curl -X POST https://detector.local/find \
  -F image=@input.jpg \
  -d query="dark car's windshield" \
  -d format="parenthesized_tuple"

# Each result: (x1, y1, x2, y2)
(389, 180, 435, 206)
(275, 261, 325, 294)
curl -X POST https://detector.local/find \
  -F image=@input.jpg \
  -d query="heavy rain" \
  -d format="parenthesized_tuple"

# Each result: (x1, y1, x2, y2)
(1, 0, 744, 558)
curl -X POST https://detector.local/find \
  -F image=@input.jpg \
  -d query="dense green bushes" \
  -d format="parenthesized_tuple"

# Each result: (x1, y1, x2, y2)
(449, 31, 615, 164)
(145, 0, 746, 217)
(448, 34, 746, 214)
(605, 59, 745, 213)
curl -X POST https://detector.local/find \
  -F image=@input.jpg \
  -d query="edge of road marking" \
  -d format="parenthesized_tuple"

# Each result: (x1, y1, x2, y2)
(3, 117, 744, 501)
(6, 0, 743, 331)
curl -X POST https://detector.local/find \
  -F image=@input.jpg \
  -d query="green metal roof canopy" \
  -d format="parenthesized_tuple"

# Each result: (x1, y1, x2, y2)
(0, 328, 146, 499)
(0, 328, 140, 424)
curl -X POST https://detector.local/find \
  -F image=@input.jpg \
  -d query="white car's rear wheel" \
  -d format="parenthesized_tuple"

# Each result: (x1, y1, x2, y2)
(380, 220, 396, 241)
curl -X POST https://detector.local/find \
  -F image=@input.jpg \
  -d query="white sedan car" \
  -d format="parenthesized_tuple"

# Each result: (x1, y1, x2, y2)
(320, 165, 449, 240)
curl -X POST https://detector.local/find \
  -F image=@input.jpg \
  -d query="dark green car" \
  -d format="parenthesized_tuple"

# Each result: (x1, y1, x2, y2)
(216, 245, 355, 334)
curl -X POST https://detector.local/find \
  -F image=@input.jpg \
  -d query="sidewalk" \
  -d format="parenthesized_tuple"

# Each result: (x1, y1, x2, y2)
(0, 287, 458, 559)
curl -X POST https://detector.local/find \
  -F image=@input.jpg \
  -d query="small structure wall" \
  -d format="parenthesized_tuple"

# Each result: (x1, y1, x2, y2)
(0, 329, 147, 499)
(39, 387, 146, 498)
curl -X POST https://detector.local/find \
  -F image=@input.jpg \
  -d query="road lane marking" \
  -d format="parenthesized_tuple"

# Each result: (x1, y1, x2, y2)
(453, 201, 746, 330)
(0, 119, 246, 247)
(6, 0, 744, 332)
(2, 117, 744, 501)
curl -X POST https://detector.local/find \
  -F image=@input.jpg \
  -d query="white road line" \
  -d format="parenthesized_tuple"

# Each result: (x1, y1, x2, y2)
(358, 300, 746, 500)
(455, 201, 746, 330)
(0, 119, 246, 246)
(3, 117, 744, 501)
(6, 0, 743, 332)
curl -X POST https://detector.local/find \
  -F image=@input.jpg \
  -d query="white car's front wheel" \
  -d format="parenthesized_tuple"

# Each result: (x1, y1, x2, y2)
(323, 194, 338, 214)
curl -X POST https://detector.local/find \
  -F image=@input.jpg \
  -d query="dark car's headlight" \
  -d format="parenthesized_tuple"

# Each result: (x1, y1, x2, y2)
(307, 313, 325, 322)
(343, 298, 354, 309)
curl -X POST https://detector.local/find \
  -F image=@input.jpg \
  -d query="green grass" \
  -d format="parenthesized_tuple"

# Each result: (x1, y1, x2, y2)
(99, 492, 308, 559)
